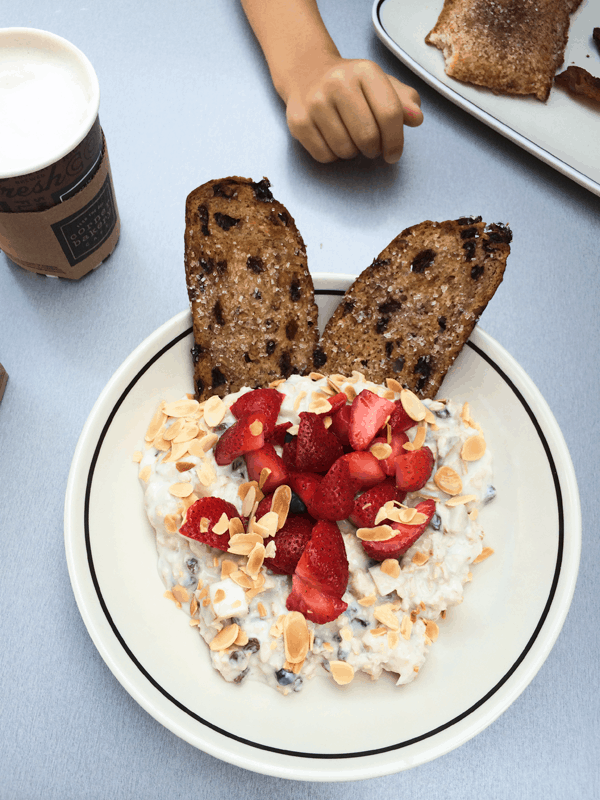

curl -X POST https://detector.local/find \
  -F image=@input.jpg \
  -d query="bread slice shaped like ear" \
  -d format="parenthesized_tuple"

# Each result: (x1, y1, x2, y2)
(315, 217, 511, 399)
(185, 177, 319, 401)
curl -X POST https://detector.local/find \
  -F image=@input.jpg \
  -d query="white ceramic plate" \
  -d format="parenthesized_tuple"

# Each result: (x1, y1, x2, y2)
(64, 274, 580, 781)
(373, 0, 600, 197)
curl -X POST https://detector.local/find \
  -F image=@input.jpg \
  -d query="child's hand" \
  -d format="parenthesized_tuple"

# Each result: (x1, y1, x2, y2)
(283, 57, 423, 164)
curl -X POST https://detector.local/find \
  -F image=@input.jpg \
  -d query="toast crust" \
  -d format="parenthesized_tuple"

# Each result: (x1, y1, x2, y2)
(316, 217, 512, 399)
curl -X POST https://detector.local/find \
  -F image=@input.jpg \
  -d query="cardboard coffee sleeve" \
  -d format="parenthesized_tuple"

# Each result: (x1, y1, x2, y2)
(0, 130, 120, 280)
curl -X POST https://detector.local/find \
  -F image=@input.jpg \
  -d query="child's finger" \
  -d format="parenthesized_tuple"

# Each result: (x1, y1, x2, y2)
(388, 76, 424, 128)
(286, 102, 338, 162)
(358, 68, 406, 163)
(334, 88, 384, 159)
(311, 102, 361, 160)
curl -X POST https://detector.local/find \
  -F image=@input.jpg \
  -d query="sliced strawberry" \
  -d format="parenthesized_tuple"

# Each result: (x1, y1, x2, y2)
(295, 411, 343, 473)
(329, 404, 351, 448)
(362, 499, 436, 560)
(286, 582, 348, 625)
(286, 520, 349, 623)
(395, 445, 435, 492)
(267, 421, 292, 447)
(369, 432, 409, 477)
(307, 457, 359, 521)
(386, 399, 416, 435)
(262, 515, 314, 575)
(341, 451, 386, 489)
(214, 413, 266, 466)
(286, 471, 322, 509)
(348, 390, 396, 451)
(179, 497, 240, 551)
(349, 479, 407, 528)
(327, 392, 348, 414)
(245, 444, 288, 493)
(281, 437, 298, 470)
(230, 388, 283, 436)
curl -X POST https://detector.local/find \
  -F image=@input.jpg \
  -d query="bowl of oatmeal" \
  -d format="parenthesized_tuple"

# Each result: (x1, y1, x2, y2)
(64, 274, 581, 781)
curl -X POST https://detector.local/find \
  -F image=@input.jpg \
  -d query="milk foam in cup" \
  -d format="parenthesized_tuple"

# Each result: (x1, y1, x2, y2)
(0, 28, 120, 279)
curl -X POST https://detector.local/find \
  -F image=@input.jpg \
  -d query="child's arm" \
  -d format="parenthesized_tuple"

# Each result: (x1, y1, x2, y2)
(240, 0, 423, 164)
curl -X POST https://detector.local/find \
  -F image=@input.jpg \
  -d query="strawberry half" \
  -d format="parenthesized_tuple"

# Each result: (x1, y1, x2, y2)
(294, 411, 343, 473)
(262, 514, 314, 575)
(286, 520, 349, 623)
(179, 497, 240, 551)
(327, 392, 348, 414)
(349, 479, 407, 528)
(307, 457, 359, 521)
(341, 451, 386, 489)
(395, 445, 435, 492)
(245, 444, 289, 493)
(329, 404, 351, 449)
(386, 399, 416, 435)
(267, 421, 292, 447)
(369, 432, 409, 476)
(286, 471, 322, 509)
(348, 390, 396, 451)
(361, 499, 436, 560)
(230, 388, 283, 436)
(214, 413, 266, 466)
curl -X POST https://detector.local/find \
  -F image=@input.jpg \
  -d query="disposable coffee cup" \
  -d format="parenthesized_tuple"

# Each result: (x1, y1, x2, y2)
(0, 28, 120, 279)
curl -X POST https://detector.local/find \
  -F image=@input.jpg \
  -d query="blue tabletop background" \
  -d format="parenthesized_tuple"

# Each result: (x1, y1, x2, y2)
(0, 1, 598, 797)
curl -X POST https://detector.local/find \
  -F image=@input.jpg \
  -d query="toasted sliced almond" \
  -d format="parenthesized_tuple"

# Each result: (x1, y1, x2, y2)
(329, 660, 354, 685)
(139, 465, 152, 482)
(405, 421, 428, 451)
(163, 417, 184, 441)
(265, 541, 277, 562)
(370, 442, 393, 460)
(173, 421, 200, 443)
(309, 372, 326, 381)
(473, 547, 494, 564)
(374, 604, 400, 630)
(203, 395, 226, 427)
(246, 542, 266, 579)
(228, 532, 264, 555)
(234, 628, 249, 646)
(132, 451, 142, 463)
(400, 389, 427, 422)
(257, 602, 267, 618)
(164, 513, 180, 534)
(250, 511, 278, 539)
(412, 551, 430, 566)
(309, 396, 331, 414)
(196, 461, 216, 487)
(169, 482, 193, 498)
(163, 590, 180, 608)
(176, 461, 195, 473)
(209, 623, 240, 651)
(258, 467, 271, 490)
(145, 404, 167, 440)
(213, 588, 226, 604)
(283, 612, 310, 664)
(387, 629, 400, 649)
(241, 484, 256, 517)
(344, 384, 357, 402)
(228, 516, 245, 536)
(400, 614, 413, 640)
(340, 626, 353, 641)
(461, 434, 486, 462)
(385, 377, 403, 393)
(424, 619, 439, 642)
(445, 493, 477, 507)
(358, 593, 377, 607)
(381, 559, 400, 579)
(212, 512, 230, 536)
(230, 570, 254, 589)
(221, 559, 237, 579)
(171, 584, 189, 604)
(356, 524, 396, 542)
(434, 466, 463, 496)
(271, 484, 292, 529)
(468, 508, 479, 521)
(249, 419, 264, 436)
(370, 627, 387, 637)
(163, 399, 200, 418)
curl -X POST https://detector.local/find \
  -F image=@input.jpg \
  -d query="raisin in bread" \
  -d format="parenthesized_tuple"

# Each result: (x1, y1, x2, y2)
(316, 217, 512, 399)
(185, 177, 319, 400)
(425, 0, 583, 101)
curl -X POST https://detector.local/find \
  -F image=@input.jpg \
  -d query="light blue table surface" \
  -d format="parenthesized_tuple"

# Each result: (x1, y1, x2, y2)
(1, 1, 598, 797)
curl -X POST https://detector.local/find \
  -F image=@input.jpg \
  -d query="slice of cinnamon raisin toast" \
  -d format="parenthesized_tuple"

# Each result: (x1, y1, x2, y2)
(315, 217, 512, 399)
(184, 177, 319, 400)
